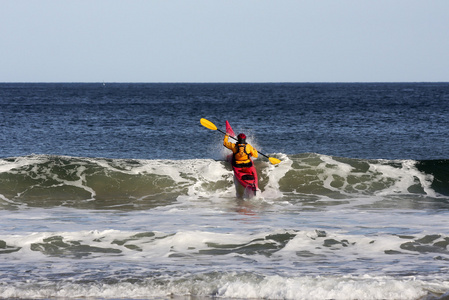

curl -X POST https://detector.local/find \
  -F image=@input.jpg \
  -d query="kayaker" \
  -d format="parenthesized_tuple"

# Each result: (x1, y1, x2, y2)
(223, 133, 258, 168)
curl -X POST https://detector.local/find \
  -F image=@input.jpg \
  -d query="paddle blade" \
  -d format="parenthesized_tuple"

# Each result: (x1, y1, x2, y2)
(225, 120, 236, 138)
(200, 118, 217, 131)
(268, 157, 281, 165)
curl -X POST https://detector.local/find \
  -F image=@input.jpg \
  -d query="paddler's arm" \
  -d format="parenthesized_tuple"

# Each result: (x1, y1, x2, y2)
(223, 135, 234, 150)
(249, 144, 258, 158)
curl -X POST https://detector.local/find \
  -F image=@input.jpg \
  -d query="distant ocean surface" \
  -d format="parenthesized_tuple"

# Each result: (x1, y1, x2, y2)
(1, 82, 449, 299)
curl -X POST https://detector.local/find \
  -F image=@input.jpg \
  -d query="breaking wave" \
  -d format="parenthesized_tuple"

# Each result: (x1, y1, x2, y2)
(0, 154, 448, 209)
(1, 228, 449, 299)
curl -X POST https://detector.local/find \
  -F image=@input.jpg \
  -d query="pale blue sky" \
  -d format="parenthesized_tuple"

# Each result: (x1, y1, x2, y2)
(1, 0, 448, 82)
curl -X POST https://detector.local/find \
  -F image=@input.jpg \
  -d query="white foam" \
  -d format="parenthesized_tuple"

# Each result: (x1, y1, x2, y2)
(371, 159, 436, 197)
(260, 153, 290, 200)
(0, 193, 16, 204)
(0, 273, 447, 299)
(308, 154, 439, 198)
(0, 155, 45, 173)
(216, 274, 443, 300)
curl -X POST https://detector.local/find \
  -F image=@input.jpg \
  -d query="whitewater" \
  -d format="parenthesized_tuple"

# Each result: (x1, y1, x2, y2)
(1, 82, 449, 299)
(1, 153, 449, 299)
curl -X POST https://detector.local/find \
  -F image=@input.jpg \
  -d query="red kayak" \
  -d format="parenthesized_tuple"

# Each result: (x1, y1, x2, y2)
(233, 163, 258, 198)
(226, 120, 259, 198)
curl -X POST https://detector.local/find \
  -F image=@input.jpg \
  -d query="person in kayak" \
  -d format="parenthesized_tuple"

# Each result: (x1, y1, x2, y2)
(224, 133, 258, 167)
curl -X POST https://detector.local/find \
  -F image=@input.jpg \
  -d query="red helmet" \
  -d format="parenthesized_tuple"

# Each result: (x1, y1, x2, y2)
(237, 133, 246, 143)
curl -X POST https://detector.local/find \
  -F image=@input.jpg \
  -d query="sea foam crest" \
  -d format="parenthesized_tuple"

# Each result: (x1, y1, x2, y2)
(0, 154, 447, 210)
(0, 273, 447, 299)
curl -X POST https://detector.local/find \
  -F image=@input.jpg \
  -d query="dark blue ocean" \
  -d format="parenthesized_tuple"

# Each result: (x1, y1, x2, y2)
(2, 82, 448, 160)
(1, 83, 449, 299)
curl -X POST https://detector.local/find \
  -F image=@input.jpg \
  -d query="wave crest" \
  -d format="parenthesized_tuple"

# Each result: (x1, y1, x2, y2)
(1, 154, 448, 209)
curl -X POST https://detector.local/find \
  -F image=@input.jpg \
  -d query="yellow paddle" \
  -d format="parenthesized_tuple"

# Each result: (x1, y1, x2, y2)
(200, 118, 281, 165)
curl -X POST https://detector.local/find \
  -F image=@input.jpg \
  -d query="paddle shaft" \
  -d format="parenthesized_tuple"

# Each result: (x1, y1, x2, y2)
(220, 129, 272, 161)
(200, 118, 280, 164)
